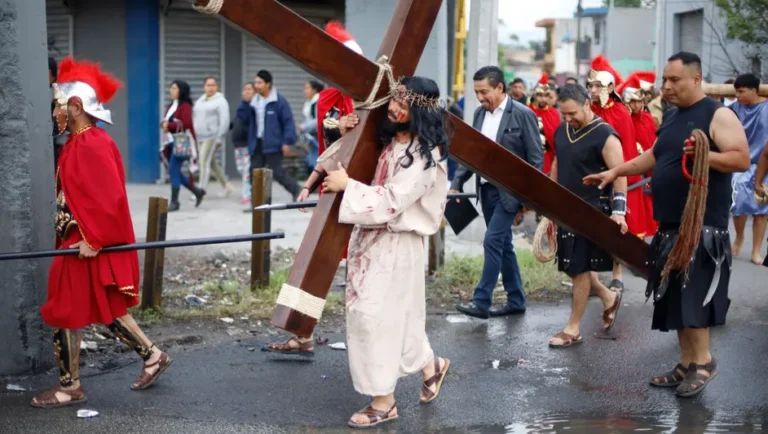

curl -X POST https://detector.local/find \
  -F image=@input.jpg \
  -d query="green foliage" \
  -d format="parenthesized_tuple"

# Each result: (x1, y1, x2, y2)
(715, 0, 768, 46)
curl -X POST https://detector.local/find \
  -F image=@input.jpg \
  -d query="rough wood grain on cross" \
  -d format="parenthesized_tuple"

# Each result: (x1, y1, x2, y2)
(194, 0, 649, 338)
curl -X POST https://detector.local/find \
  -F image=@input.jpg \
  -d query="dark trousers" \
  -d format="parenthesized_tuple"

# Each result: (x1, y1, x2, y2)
(250, 143, 300, 199)
(472, 184, 526, 310)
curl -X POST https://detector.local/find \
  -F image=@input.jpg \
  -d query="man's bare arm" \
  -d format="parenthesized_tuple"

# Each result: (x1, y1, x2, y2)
(549, 156, 558, 183)
(613, 143, 656, 178)
(708, 107, 750, 173)
(755, 139, 768, 196)
(602, 135, 628, 194)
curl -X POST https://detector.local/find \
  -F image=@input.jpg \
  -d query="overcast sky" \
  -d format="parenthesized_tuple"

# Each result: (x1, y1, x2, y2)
(467, 0, 606, 45)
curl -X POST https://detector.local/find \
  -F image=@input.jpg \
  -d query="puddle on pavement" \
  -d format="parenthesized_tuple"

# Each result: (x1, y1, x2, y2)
(488, 359, 521, 371)
(438, 413, 766, 433)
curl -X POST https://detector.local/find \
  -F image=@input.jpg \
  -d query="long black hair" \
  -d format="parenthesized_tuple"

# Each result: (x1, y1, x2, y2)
(378, 76, 453, 170)
(172, 79, 193, 106)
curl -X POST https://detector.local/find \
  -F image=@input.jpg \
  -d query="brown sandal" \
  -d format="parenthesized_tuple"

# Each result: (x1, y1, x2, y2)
(30, 385, 87, 409)
(131, 352, 172, 390)
(420, 357, 451, 404)
(347, 402, 398, 429)
(676, 360, 718, 398)
(262, 336, 315, 357)
(602, 290, 623, 330)
(549, 331, 583, 348)
(650, 363, 688, 387)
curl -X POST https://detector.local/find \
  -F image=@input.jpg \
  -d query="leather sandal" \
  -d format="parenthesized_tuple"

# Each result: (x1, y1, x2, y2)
(676, 360, 718, 398)
(30, 385, 87, 409)
(549, 331, 583, 348)
(420, 357, 451, 404)
(650, 363, 688, 388)
(347, 402, 398, 429)
(602, 290, 623, 331)
(131, 352, 172, 390)
(262, 336, 315, 357)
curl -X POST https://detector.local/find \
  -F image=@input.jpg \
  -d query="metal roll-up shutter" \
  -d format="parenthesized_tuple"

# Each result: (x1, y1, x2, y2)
(162, 3, 225, 182)
(46, 0, 73, 61)
(243, 14, 330, 126)
(678, 10, 703, 58)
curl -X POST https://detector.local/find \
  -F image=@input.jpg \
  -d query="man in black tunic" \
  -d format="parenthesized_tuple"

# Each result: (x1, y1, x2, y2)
(547, 84, 625, 348)
(586, 52, 749, 397)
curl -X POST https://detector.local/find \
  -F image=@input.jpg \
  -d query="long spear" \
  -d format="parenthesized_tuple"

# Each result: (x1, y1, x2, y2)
(0, 232, 286, 261)
(255, 192, 478, 211)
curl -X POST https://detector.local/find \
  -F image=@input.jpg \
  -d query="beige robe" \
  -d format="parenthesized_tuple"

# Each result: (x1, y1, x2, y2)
(318, 138, 447, 396)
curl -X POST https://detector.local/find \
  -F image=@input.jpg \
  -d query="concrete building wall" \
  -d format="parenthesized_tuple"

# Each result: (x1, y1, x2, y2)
(345, 0, 450, 97)
(73, 0, 130, 172)
(0, 0, 55, 376)
(223, 25, 243, 177)
(605, 7, 656, 64)
(657, 0, 748, 84)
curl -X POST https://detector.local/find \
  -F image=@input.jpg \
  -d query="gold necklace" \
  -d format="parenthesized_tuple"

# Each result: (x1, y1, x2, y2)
(71, 124, 94, 136)
(566, 118, 604, 144)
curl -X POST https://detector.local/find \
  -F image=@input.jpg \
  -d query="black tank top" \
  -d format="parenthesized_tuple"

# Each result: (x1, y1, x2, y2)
(652, 97, 731, 228)
(554, 117, 618, 207)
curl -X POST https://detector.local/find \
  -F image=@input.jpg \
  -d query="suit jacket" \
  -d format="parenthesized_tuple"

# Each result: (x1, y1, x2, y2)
(451, 98, 543, 213)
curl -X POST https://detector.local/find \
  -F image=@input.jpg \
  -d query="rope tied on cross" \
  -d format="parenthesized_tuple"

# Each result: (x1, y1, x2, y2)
(193, 0, 224, 15)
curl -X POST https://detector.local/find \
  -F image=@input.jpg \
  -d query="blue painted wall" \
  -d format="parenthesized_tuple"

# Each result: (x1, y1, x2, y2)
(126, 0, 160, 183)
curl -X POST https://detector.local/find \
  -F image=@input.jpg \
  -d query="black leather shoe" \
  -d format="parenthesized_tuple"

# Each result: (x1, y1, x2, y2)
(489, 305, 527, 317)
(455, 303, 490, 319)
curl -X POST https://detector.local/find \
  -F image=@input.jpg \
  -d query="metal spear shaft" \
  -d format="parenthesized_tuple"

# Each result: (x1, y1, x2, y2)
(255, 192, 478, 211)
(0, 232, 286, 261)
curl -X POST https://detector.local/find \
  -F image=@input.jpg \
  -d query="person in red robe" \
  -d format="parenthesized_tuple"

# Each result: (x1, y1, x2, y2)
(31, 57, 172, 409)
(262, 21, 362, 356)
(587, 55, 648, 292)
(529, 72, 563, 175)
(618, 72, 659, 236)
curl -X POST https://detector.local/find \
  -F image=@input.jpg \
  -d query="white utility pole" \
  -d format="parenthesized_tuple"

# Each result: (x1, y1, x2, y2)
(463, 0, 499, 125)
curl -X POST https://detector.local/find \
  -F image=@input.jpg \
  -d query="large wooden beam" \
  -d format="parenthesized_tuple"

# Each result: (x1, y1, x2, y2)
(702, 83, 768, 98)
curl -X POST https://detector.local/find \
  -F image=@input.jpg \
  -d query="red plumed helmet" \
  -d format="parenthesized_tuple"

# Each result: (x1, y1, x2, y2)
(325, 21, 363, 55)
(616, 72, 640, 96)
(537, 72, 549, 86)
(589, 54, 623, 87)
(57, 56, 122, 104)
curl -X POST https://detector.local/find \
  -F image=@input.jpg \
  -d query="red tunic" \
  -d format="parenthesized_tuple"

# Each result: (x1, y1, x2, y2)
(632, 110, 659, 236)
(316, 88, 354, 260)
(42, 127, 140, 329)
(529, 104, 562, 174)
(592, 99, 648, 237)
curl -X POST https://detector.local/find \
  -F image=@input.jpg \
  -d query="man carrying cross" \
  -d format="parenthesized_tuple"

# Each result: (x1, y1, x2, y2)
(319, 76, 452, 428)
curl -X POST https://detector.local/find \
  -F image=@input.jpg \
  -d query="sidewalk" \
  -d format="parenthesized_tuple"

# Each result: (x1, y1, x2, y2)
(127, 180, 531, 258)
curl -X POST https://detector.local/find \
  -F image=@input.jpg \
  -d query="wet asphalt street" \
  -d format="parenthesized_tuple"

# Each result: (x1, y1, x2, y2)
(2, 224, 768, 433)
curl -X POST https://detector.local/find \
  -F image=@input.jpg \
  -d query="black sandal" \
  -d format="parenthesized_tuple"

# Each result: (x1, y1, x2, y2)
(650, 363, 688, 387)
(676, 360, 718, 398)
(609, 279, 624, 292)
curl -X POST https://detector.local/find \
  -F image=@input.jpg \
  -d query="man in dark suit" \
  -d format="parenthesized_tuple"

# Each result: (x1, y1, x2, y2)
(451, 66, 544, 319)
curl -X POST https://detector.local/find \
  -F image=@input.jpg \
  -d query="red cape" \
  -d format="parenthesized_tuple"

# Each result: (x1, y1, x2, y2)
(632, 110, 657, 152)
(529, 104, 562, 174)
(631, 110, 659, 236)
(593, 100, 648, 237)
(316, 87, 354, 156)
(58, 127, 139, 290)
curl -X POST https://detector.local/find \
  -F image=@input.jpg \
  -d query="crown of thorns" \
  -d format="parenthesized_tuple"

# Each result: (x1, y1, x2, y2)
(389, 78, 445, 111)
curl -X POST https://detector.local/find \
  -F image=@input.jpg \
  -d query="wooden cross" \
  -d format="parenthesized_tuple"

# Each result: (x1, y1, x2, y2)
(194, 0, 649, 338)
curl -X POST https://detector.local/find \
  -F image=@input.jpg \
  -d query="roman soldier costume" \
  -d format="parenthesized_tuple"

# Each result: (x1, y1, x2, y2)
(588, 55, 649, 238)
(32, 57, 171, 409)
(529, 72, 563, 175)
(619, 72, 659, 236)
